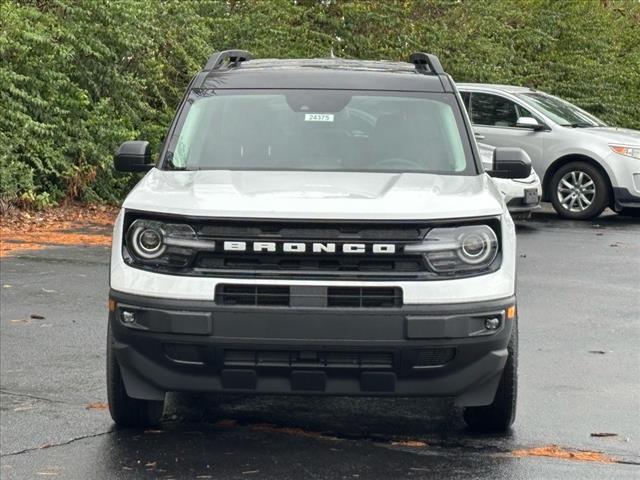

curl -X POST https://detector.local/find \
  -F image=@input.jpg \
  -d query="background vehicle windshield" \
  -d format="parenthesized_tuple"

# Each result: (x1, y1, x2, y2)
(517, 92, 606, 127)
(165, 90, 474, 174)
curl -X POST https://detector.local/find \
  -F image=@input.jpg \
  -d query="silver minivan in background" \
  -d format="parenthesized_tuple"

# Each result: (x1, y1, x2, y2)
(458, 84, 640, 219)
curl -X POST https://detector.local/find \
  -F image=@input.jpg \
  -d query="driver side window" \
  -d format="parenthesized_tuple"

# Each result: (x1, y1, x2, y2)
(470, 93, 533, 128)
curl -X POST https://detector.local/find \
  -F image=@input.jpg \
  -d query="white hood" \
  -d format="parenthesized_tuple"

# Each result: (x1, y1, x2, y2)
(123, 169, 503, 220)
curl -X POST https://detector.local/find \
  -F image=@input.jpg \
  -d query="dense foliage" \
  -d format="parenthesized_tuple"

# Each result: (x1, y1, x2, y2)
(1, 0, 639, 205)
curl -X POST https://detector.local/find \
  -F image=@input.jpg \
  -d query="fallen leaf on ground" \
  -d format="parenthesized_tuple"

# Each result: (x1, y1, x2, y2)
(588, 350, 609, 354)
(85, 402, 108, 410)
(390, 440, 428, 448)
(10, 319, 30, 324)
(590, 433, 618, 437)
(512, 444, 617, 463)
(30, 314, 46, 320)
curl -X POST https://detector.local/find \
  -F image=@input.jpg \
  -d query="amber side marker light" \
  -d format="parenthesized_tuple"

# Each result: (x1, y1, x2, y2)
(506, 305, 516, 320)
(108, 298, 117, 312)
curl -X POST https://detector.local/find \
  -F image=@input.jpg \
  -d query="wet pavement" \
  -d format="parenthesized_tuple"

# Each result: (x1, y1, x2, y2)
(1, 206, 639, 479)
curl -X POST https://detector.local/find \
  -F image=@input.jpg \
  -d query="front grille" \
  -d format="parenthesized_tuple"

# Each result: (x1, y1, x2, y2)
(224, 349, 394, 369)
(415, 348, 456, 367)
(191, 219, 430, 280)
(216, 284, 402, 308)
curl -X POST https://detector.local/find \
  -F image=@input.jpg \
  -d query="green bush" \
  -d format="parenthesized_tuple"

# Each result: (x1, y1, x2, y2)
(1, 0, 638, 205)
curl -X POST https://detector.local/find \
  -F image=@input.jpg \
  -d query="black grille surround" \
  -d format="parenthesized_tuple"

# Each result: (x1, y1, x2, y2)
(123, 212, 502, 280)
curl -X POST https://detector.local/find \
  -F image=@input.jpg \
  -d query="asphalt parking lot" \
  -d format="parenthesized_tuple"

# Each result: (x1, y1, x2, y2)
(1, 207, 639, 479)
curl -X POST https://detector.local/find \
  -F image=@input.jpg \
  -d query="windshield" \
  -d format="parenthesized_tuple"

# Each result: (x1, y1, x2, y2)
(517, 92, 606, 128)
(163, 90, 475, 175)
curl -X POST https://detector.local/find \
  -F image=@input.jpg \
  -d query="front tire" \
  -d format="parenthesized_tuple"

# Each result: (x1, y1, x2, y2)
(463, 320, 518, 432)
(107, 324, 164, 428)
(550, 162, 609, 220)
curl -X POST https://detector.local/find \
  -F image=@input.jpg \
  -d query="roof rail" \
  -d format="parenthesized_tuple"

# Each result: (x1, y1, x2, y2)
(204, 49, 252, 71)
(409, 52, 445, 75)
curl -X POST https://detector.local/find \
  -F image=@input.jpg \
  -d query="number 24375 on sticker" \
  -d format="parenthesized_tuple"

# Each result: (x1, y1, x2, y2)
(304, 113, 334, 122)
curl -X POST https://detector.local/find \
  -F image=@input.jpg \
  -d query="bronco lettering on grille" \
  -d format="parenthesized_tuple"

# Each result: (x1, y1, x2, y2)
(221, 241, 396, 254)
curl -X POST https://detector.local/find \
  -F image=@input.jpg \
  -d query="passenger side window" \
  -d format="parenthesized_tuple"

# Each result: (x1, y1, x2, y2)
(471, 93, 520, 127)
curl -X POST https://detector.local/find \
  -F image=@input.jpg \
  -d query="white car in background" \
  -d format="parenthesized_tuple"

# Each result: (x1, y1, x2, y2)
(479, 142, 541, 219)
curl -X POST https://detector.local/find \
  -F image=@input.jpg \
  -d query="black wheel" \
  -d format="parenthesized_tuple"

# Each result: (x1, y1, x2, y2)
(618, 208, 640, 217)
(549, 162, 609, 220)
(463, 320, 518, 432)
(107, 324, 164, 428)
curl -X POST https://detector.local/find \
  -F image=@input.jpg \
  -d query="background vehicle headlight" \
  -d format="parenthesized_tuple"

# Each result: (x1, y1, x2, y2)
(125, 219, 214, 266)
(405, 225, 499, 274)
(610, 145, 640, 160)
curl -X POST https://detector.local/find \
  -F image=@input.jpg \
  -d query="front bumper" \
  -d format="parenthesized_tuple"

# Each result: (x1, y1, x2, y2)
(109, 290, 516, 407)
(506, 194, 541, 215)
(613, 187, 640, 210)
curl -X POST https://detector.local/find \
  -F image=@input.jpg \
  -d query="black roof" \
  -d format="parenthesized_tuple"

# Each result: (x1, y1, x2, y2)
(192, 52, 452, 92)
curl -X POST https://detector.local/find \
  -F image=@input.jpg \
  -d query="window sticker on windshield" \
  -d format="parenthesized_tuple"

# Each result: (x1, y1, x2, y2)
(304, 113, 334, 122)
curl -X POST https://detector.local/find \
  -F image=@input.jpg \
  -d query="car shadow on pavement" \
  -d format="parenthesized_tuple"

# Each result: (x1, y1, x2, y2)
(163, 392, 499, 442)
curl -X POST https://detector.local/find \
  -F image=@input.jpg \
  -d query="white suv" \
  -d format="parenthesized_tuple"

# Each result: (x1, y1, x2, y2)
(458, 84, 640, 219)
(107, 51, 531, 432)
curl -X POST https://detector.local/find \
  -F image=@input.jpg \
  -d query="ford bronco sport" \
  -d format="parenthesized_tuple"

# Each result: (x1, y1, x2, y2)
(107, 51, 532, 432)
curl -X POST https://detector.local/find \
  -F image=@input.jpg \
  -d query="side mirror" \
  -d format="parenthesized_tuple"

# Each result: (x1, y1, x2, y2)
(489, 147, 532, 179)
(516, 116, 544, 130)
(114, 141, 153, 172)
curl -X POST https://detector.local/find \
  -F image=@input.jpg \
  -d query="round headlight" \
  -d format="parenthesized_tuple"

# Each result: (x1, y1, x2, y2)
(139, 228, 163, 253)
(457, 228, 496, 265)
(128, 221, 166, 259)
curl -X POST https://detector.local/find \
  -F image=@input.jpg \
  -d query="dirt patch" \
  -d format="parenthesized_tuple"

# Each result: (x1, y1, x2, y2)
(0, 204, 117, 257)
(512, 444, 617, 463)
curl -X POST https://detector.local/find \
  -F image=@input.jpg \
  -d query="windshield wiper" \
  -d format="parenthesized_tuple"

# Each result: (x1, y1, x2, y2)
(561, 123, 593, 128)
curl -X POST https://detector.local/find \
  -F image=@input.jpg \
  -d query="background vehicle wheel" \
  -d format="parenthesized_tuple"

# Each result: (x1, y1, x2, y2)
(107, 324, 164, 428)
(463, 320, 518, 432)
(549, 162, 609, 220)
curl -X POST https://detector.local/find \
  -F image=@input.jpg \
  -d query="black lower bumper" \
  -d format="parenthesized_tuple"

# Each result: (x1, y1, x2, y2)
(109, 290, 516, 407)
(613, 187, 640, 210)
